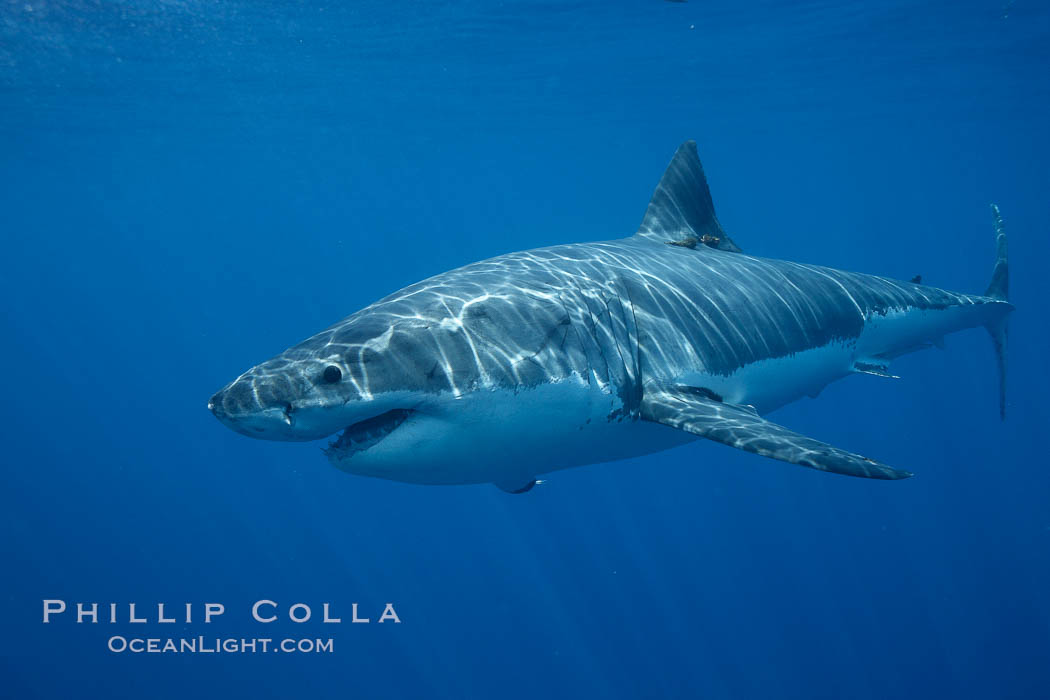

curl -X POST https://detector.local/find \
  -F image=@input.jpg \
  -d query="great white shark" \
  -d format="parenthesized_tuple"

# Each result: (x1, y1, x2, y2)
(209, 141, 1012, 492)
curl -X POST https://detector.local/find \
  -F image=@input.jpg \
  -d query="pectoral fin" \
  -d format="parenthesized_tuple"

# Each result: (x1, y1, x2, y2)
(640, 386, 912, 480)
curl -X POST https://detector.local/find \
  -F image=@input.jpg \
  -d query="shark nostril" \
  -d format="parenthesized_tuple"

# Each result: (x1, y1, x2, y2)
(208, 391, 224, 415)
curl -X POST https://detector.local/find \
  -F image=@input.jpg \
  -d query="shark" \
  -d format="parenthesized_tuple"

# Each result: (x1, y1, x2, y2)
(209, 141, 1012, 493)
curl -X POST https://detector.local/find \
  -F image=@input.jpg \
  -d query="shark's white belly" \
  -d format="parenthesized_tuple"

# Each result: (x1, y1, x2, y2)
(334, 377, 694, 486)
(679, 341, 856, 414)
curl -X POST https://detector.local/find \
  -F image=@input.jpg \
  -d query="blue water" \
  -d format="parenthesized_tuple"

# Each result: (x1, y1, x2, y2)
(2, 1, 1049, 698)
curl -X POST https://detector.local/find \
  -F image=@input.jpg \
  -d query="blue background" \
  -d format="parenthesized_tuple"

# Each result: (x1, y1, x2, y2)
(2, 1, 1048, 698)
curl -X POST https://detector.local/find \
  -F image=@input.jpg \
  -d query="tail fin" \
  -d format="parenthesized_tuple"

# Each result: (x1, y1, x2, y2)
(986, 204, 1008, 301)
(985, 204, 1009, 419)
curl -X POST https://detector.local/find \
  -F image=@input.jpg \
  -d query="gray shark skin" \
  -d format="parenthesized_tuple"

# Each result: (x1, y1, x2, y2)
(209, 141, 1013, 491)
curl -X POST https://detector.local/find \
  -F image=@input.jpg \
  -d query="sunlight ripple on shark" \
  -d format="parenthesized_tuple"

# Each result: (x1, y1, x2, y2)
(209, 141, 1013, 493)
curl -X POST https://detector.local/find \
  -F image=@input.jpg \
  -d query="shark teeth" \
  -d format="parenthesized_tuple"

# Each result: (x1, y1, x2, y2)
(324, 409, 414, 460)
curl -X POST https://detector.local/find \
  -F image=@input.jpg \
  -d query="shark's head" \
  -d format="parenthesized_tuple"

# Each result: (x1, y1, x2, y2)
(209, 282, 600, 484)
(209, 309, 450, 441)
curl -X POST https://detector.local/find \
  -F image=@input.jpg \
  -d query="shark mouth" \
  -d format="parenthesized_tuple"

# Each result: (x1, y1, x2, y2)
(323, 408, 414, 460)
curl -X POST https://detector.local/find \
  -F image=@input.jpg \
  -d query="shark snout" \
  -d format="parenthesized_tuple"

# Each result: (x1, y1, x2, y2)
(208, 375, 304, 440)
(210, 375, 261, 415)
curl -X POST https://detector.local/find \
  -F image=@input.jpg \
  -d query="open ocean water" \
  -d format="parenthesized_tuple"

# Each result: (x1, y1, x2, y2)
(2, 1, 1049, 698)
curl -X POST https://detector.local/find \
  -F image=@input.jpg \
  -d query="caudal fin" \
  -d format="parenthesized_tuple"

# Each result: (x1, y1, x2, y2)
(985, 204, 1009, 419)
(986, 204, 1008, 301)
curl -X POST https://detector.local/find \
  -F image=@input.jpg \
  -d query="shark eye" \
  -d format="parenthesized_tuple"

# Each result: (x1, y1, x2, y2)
(322, 365, 342, 384)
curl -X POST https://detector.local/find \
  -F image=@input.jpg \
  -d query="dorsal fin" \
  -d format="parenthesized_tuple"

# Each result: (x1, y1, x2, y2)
(635, 141, 741, 252)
